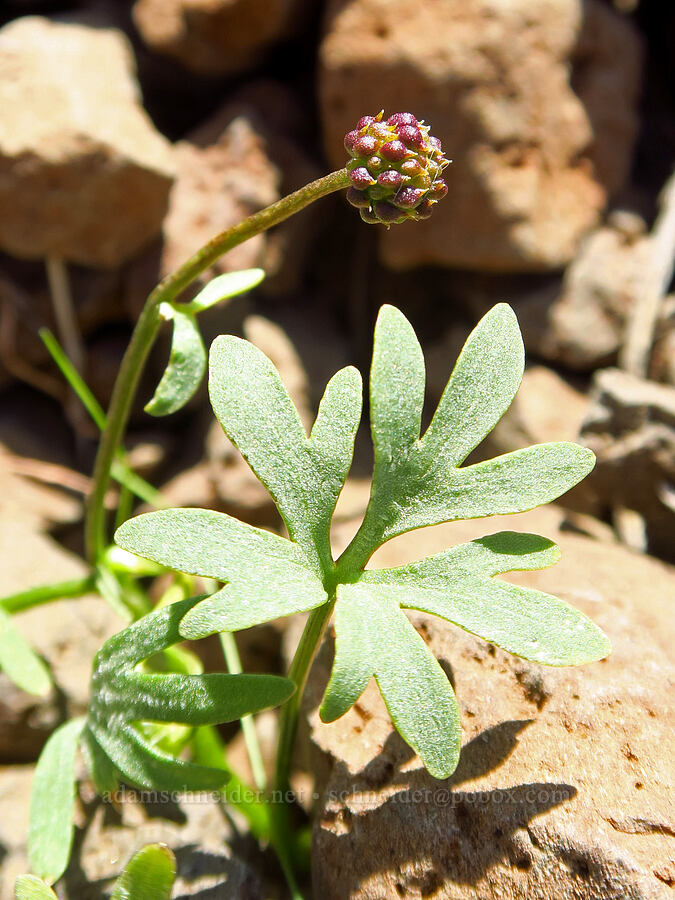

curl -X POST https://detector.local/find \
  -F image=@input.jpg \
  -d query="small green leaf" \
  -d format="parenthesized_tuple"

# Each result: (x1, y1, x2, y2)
(115, 509, 327, 637)
(0, 608, 51, 696)
(110, 844, 176, 900)
(363, 532, 611, 666)
(86, 595, 294, 792)
(14, 875, 58, 900)
(209, 336, 362, 572)
(322, 585, 461, 778)
(28, 717, 85, 883)
(182, 268, 265, 314)
(145, 305, 206, 417)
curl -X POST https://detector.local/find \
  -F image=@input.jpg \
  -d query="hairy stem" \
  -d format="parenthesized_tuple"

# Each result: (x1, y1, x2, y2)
(85, 168, 350, 563)
(271, 597, 336, 883)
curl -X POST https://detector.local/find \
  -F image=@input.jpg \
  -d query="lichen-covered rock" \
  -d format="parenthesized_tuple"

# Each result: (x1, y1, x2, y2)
(133, 0, 306, 75)
(0, 17, 175, 267)
(307, 511, 675, 899)
(320, 0, 642, 271)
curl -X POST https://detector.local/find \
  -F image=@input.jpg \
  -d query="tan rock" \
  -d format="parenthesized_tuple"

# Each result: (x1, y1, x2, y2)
(578, 367, 675, 561)
(516, 219, 652, 370)
(306, 511, 675, 899)
(133, 0, 305, 75)
(0, 763, 264, 900)
(161, 111, 281, 284)
(320, 0, 642, 271)
(0, 17, 175, 267)
(0, 447, 119, 762)
(486, 366, 589, 455)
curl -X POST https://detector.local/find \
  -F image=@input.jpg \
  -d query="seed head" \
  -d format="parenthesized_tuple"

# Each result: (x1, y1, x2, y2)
(344, 110, 450, 226)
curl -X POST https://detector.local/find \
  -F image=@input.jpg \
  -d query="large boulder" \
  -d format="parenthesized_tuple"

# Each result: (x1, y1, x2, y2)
(319, 0, 642, 271)
(0, 17, 175, 267)
(306, 510, 675, 899)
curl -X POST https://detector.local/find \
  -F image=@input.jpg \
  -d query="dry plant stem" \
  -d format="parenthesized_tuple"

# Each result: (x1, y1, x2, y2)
(85, 168, 350, 562)
(45, 256, 84, 373)
(620, 170, 675, 377)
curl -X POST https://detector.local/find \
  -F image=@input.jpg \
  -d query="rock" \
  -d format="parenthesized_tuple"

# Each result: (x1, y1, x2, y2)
(485, 366, 589, 455)
(577, 367, 675, 561)
(512, 218, 652, 370)
(0, 17, 175, 267)
(160, 110, 281, 286)
(0, 765, 33, 896)
(0, 763, 265, 900)
(319, 0, 642, 271)
(132, 0, 306, 76)
(305, 510, 675, 899)
(0, 446, 120, 762)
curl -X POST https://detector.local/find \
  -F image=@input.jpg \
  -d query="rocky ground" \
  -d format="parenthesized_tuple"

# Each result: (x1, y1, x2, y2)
(0, 0, 673, 898)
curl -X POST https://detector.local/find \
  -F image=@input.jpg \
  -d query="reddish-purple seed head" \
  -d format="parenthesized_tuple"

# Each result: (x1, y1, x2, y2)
(400, 159, 424, 177)
(344, 129, 360, 153)
(349, 166, 374, 189)
(374, 200, 404, 223)
(360, 207, 380, 224)
(387, 112, 418, 127)
(394, 186, 425, 209)
(357, 115, 376, 129)
(397, 125, 425, 150)
(380, 140, 409, 162)
(353, 134, 378, 156)
(346, 186, 371, 208)
(415, 198, 435, 219)
(429, 136, 443, 152)
(378, 170, 404, 189)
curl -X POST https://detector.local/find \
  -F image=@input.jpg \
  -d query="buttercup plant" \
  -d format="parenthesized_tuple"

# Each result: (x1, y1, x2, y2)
(0, 112, 610, 899)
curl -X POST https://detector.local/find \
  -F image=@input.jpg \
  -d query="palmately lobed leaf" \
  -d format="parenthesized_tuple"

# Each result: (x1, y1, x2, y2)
(86, 595, 295, 792)
(111, 300, 610, 784)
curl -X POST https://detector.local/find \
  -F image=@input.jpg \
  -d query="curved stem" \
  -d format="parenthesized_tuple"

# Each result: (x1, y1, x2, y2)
(85, 168, 350, 562)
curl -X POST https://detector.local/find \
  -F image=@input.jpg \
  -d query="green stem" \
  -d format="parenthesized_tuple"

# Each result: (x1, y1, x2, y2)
(85, 168, 350, 563)
(220, 632, 267, 792)
(271, 597, 336, 887)
(0, 576, 97, 614)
